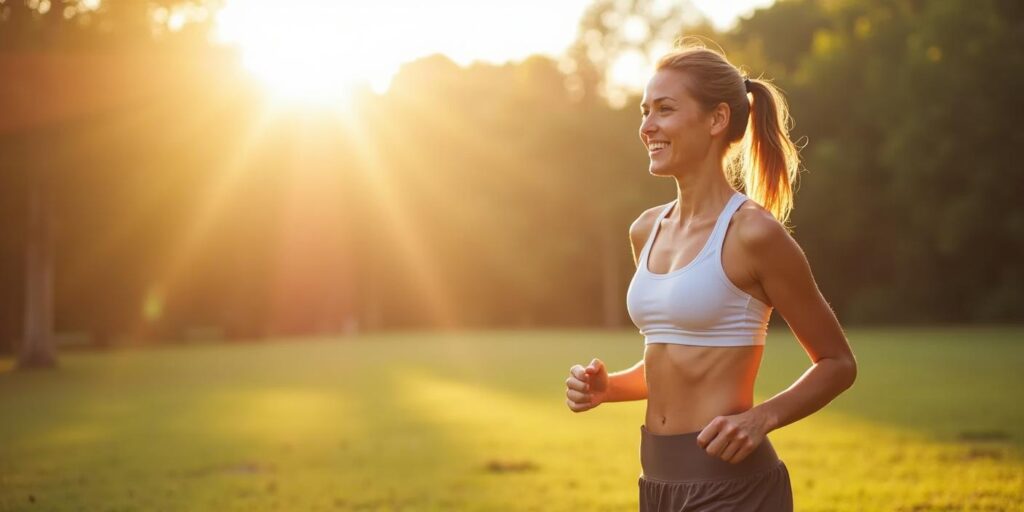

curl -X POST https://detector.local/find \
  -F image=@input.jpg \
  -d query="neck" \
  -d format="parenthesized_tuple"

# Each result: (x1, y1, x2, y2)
(670, 159, 736, 222)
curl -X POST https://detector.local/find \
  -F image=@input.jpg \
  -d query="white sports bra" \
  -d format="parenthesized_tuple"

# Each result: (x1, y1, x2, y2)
(626, 191, 773, 346)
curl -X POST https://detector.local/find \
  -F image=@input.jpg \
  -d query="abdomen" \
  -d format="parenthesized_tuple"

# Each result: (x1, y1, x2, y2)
(643, 343, 763, 434)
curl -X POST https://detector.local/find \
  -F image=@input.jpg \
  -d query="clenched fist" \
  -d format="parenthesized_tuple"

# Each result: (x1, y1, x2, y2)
(565, 358, 609, 412)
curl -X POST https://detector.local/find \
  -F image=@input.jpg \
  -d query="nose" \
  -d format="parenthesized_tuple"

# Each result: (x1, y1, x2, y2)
(639, 114, 657, 141)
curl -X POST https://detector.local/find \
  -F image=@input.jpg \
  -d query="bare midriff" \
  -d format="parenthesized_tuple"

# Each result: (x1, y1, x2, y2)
(643, 343, 763, 434)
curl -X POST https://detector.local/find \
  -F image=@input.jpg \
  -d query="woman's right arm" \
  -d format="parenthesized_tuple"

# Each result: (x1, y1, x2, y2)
(569, 356, 647, 411)
(604, 359, 647, 402)
(566, 358, 647, 411)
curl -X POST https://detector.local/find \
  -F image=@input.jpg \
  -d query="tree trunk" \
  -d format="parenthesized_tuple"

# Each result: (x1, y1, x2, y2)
(601, 223, 623, 329)
(17, 162, 58, 369)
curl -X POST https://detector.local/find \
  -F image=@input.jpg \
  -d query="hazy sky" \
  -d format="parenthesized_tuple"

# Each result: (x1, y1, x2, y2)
(214, 0, 777, 99)
(691, 0, 777, 31)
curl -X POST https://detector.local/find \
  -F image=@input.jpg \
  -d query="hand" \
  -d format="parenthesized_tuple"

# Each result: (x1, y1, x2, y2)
(565, 358, 609, 413)
(696, 409, 770, 464)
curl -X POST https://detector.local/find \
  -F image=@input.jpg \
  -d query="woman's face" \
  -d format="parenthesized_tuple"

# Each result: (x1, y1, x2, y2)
(638, 69, 714, 176)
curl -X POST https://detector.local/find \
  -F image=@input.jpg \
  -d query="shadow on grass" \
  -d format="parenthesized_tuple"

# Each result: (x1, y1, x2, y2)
(386, 363, 642, 512)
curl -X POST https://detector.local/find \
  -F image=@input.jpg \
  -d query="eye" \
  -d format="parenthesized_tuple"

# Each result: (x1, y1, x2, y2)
(659, 106, 674, 113)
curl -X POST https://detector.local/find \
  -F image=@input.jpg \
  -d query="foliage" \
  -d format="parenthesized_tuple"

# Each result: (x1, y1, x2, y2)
(0, 1, 1022, 350)
(726, 0, 1024, 322)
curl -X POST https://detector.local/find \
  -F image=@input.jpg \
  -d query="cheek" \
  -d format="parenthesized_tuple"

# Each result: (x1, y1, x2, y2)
(671, 119, 710, 152)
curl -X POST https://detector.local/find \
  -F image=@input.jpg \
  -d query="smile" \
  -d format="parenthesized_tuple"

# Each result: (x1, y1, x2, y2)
(647, 141, 669, 154)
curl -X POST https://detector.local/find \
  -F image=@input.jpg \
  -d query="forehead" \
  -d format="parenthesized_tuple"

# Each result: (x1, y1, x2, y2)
(642, 69, 693, 104)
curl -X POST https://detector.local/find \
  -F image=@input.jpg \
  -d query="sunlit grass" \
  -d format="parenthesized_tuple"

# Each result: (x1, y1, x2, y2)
(0, 327, 1021, 511)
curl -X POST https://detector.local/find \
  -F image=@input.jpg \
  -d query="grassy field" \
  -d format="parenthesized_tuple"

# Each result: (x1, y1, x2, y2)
(1, 326, 1022, 511)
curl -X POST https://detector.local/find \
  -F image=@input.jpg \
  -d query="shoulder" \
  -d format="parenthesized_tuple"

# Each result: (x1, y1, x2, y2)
(629, 202, 671, 241)
(731, 199, 807, 270)
(628, 202, 672, 262)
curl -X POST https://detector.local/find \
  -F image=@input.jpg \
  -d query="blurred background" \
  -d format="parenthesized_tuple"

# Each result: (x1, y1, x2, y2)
(2, 1, 1023, 511)
(2, 0, 1020, 362)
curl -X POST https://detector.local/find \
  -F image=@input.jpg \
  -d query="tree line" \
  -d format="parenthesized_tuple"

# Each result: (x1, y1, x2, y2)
(1, 0, 1021, 357)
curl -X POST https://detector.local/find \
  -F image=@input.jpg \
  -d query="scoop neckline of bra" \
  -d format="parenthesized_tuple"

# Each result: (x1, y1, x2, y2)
(643, 192, 741, 278)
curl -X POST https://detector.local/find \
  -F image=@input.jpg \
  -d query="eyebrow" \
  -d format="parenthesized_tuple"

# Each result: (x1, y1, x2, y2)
(640, 96, 677, 109)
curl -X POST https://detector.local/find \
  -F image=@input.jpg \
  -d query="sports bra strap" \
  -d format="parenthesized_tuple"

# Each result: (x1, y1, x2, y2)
(706, 192, 747, 254)
(642, 191, 746, 257)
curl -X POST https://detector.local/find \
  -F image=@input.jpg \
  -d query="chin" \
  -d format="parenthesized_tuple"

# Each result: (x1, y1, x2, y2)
(649, 164, 673, 177)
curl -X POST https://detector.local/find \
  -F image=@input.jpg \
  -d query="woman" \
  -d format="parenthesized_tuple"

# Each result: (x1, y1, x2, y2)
(564, 43, 858, 511)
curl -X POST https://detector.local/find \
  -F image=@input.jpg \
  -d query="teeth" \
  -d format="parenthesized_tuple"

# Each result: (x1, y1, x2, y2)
(649, 142, 668, 151)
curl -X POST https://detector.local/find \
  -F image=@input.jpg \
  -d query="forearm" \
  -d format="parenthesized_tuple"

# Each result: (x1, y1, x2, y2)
(605, 359, 648, 402)
(754, 356, 857, 433)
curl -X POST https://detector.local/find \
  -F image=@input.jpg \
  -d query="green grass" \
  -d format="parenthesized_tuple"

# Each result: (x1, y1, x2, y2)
(1, 327, 1022, 511)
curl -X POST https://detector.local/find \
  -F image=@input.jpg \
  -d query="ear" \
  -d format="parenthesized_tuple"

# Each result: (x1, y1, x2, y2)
(709, 102, 731, 137)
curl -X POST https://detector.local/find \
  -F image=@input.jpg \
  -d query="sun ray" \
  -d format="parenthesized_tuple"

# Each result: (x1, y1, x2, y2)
(123, 103, 278, 341)
(331, 106, 462, 329)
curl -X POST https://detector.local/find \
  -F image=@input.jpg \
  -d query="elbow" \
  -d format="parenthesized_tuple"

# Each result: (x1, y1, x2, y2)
(837, 355, 858, 391)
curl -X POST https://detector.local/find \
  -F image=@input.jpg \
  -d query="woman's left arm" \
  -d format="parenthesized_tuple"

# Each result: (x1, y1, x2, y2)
(698, 210, 858, 463)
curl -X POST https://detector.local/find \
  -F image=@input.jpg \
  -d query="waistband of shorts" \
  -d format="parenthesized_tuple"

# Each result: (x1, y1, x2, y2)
(639, 424, 781, 482)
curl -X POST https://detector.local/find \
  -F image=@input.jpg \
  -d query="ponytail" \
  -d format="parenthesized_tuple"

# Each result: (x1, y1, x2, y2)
(738, 78, 800, 227)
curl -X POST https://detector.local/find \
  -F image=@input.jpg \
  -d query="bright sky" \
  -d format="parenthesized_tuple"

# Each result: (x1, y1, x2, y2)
(692, 0, 777, 31)
(213, 0, 776, 103)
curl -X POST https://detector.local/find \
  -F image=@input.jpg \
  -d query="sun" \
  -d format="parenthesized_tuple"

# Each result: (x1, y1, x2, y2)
(214, 0, 403, 105)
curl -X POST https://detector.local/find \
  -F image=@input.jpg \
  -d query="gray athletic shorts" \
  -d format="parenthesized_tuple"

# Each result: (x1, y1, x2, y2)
(638, 424, 794, 511)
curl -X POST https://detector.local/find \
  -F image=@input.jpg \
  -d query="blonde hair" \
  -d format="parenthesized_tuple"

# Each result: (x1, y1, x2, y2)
(656, 42, 801, 226)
